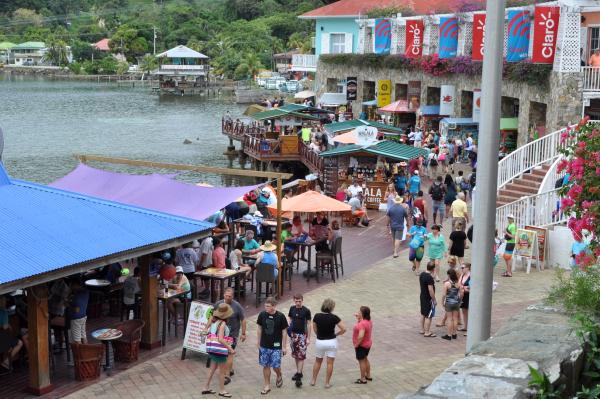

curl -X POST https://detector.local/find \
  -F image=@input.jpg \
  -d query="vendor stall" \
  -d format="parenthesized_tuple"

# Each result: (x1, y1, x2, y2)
(378, 100, 416, 129)
(324, 119, 405, 141)
(439, 118, 479, 142)
(319, 141, 427, 209)
(417, 105, 446, 131)
(360, 99, 378, 120)
(500, 117, 519, 156)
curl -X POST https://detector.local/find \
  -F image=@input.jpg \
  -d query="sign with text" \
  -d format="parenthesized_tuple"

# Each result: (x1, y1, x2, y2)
(377, 79, 392, 108)
(472, 89, 481, 122)
(507, 10, 531, 62)
(375, 19, 392, 54)
(407, 80, 421, 110)
(439, 16, 459, 59)
(524, 225, 548, 263)
(405, 20, 424, 58)
(363, 181, 387, 209)
(532, 6, 560, 64)
(182, 301, 213, 354)
(439, 85, 455, 116)
(346, 77, 357, 101)
(514, 229, 537, 258)
(472, 14, 486, 61)
(355, 126, 378, 147)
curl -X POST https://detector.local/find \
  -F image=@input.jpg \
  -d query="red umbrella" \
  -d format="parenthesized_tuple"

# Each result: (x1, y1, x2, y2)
(379, 100, 411, 113)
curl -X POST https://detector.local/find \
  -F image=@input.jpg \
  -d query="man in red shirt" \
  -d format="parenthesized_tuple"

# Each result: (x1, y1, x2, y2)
(408, 156, 420, 175)
(412, 190, 428, 227)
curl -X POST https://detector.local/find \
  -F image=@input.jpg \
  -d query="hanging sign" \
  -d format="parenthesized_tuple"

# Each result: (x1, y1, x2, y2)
(439, 16, 459, 59)
(377, 79, 392, 108)
(507, 10, 531, 62)
(472, 14, 486, 61)
(439, 85, 455, 116)
(375, 19, 392, 54)
(405, 20, 424, 58)
(346, 77, 357, 101)
(182, 301, 213, 355)
(355, 126, 378, 147)
(407, 80, 421, 110)
(472, 89, 481, 123)
(532, 6, 560, 64)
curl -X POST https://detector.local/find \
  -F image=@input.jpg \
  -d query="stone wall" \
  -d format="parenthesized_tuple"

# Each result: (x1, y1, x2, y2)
(397, 304, 584, 399)
(316, 60, 583, 145)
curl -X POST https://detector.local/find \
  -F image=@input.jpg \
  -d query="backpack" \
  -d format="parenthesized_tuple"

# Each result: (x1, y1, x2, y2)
(460, 179, 470, 191)
(438, 152, 446, 161)
(429, 154, 438, 167)
(446, 281, 460, 305)
(430, 184, 444, 201)
(554, 177, 564, 189)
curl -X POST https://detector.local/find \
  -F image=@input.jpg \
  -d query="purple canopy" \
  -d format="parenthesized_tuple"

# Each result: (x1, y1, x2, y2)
(50, 164, 259, 221)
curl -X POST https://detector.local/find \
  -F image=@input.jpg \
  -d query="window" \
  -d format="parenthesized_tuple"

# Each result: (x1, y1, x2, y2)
(590, 27, 600, 53)
(330, 33, 346, 54)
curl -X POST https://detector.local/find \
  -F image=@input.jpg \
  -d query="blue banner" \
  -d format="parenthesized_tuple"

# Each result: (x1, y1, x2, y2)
(506, 10, 531, 62)
(439, 17, 459, 59)
(374, 19, 392, 54)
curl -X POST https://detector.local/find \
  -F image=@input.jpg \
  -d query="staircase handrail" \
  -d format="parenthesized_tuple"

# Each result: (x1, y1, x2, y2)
(538, 155, 565, 195)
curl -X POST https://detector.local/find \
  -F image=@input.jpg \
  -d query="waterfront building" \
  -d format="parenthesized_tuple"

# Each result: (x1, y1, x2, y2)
(0, 41, 15, 63)
(9, 41, 46, 66)
(153, 45, 210, 95)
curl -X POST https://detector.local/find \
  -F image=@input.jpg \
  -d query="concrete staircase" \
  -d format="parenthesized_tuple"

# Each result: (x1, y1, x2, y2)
(496, 164, 551, 207)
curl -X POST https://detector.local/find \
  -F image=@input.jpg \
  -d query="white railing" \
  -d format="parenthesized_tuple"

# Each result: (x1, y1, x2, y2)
(496, 188, 566, 235)
(538, 155, 565, 195)
(497, 125, 573, 190)
(582, 66, 600, 91)
(160, 64, 205, 70)
(291, 54, 317, 71)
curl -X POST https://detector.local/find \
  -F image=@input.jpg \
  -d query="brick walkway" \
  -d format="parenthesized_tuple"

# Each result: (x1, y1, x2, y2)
(65, 234, 555, 399)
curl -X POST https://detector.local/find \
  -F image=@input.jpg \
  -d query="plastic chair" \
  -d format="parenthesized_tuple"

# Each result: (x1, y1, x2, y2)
(111, 319, 145, 363)
(255, 263, 277, 307)
(71, 342, 104, 381)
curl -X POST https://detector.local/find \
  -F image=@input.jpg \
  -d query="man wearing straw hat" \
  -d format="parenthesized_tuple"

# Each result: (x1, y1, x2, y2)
(387, 195, 409, 258)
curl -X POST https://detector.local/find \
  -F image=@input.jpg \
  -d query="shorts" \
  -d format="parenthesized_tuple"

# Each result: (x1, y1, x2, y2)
(461, 292, 470, 309)
(391, 228, 404, 240)
(445, 302, 460, 312)
(70, 316, 87, 343)
(420, 299, 436, 318)
(314, 338, 337, 359)
(409, 246, 425, 262)
(355, 346, 371, 360)
(290, 333, 307, 360)
(353, 210, 365, 218)
(504, 243, 515, 255)
(259, 347, 282, 369)
(432, 201, 445, 217)
(209, 353, 228, 364)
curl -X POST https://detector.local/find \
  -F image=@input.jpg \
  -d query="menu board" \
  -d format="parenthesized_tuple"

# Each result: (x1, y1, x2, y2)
(514, 229, 538, 258)
(323, 157, 339, 197)
(182, 301, 213, 354)
(524, 225, 547, 263)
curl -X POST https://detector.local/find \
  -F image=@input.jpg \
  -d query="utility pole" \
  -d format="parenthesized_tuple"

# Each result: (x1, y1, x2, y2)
(153, 26, 157, 55)
(466, 0, 506, 352)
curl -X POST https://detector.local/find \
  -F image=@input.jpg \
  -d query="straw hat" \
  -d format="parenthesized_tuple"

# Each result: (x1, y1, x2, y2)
(213, 303, 233, 320)
(393, 195, 404, 204)
(260, 241, 277, 252)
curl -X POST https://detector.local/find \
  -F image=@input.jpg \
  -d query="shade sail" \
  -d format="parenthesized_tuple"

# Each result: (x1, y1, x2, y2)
(50, 164, 260, 221)
(332, 130, 358, 144)
(379, 100, 412, 113)
(268, 190, 350, 214)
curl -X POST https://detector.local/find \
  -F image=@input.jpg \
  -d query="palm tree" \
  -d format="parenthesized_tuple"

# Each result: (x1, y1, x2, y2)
(139, 54, 158, 75)
(44, 39, 69, 66)
(243, 53, 263, 78)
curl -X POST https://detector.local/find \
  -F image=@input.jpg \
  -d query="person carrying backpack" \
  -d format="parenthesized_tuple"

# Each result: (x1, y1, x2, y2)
(441, 268, 461, 340)
(468, 168, 476, 200)
(428, 176, 446, 224)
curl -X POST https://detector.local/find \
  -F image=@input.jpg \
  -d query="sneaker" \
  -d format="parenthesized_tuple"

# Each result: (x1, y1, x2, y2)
(441, 335, 452, 340)
(295, 379, 302, 388)
(292, 373, 300, 381)
(452, 334, 458, 339)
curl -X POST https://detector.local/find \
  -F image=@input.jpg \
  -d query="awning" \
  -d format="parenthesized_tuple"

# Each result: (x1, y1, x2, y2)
(243, 104, 266, 116)
(157, 45, 208, 59)
(419, 105, 441, 116)
(318, 92, 347, 107)
(252, 108, 320, 121)
(500, 117, 519, 130)
(320, 140, 428, 161)
(332, 130, 358, 144)
(324, 119, 404, 135)
(50, 164, 260, 221)
(379, 100, 413, 113)
(440, 118, 479, 126)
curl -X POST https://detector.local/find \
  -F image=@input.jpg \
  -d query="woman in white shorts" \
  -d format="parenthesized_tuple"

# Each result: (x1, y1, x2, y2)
(310, 298, 346, 388)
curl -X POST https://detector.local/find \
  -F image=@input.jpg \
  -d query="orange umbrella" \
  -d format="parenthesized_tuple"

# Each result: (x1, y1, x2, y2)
(379, 100, 411, 113)
(332, 130, 358, 144)
(268, 190, 351, 214)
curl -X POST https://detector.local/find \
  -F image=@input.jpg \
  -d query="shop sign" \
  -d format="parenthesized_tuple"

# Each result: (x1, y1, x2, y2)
(532, 6, 560, 64)
(346, 77, 357, 101)
(472, 14, 486, 61)
(182, 301, 213, 354)
(507, 10, 531, 62)
(405, 20, 424, 58)
(439, 85, 455, 116)
(407, 80, 421, 110)
(355, 126, 378, 146)
(375, 19, 392, 54)
(377, 79, 392, 108)
(439, 16, 459, 59)
(363, 182, 386, 209)
(472, 89, 481, 123)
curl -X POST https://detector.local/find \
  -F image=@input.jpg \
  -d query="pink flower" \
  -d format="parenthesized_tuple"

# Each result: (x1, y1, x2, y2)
(560, 131, 569, 144)
(561, 197, 575, 208)
(557, 159, 568, 172)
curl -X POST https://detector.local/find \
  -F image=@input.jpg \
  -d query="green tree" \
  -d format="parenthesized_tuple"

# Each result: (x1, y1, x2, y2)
(287, 32, 312, 53)
(109, 25, 148, 62)
(98, 56, 118, 74)
(44, 38, 69, 66)
(11, 8, 43, 34)
(139, 53, 158, 74)
(71, 39, 104, 62)
(116, 61, 129, 75)
(243, 53, 263, 77)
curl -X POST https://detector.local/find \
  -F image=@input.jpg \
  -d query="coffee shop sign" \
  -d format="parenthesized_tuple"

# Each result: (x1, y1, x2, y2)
(356, 126, 378, 146)
(364, 186, 384, 204)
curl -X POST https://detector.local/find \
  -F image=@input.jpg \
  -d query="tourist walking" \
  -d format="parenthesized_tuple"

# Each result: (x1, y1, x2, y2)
(257, 297, 289, 394)
(429, 176, 446, 225)
(502, 214, 517, 277)
(214, 288, 246, 385)
(419, 261, 437, 337)
(449, 221, 468, 265)
(387, 195, 409, 258)
(412, 190, 428, 226)
(444, 174, 457, 219)
(450, 192, 469, 230)
(203, 303, 235, 397)
(352, 306, 373, 385)
(425, 225, 447, 281)
(408, 170, 421, 205)
(288, 294, 312, 387)
(407, 219, 427, 275)
(441, 268, 461, 340)
(311, 298, 346, 388)
(459, 263, 471, 335)
(427, 149, 438, 179)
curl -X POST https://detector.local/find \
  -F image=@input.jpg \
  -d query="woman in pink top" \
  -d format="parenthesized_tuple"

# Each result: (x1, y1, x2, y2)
(352, 306, 373, 384)
(211, 237, 226, 269)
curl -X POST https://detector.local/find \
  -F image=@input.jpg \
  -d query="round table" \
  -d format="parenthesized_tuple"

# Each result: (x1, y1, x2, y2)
(92, 328, 123, 375)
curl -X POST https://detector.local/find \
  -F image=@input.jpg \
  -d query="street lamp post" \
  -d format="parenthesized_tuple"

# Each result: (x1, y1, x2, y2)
(466, 0, 506, 352)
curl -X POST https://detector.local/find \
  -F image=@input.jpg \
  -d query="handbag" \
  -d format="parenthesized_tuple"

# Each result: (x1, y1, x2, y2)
(205, 322, 234, 356)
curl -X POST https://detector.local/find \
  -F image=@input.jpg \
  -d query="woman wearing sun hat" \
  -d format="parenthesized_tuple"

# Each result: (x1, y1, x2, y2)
(256, 241, 279, 279)
(203, 303, 235, 397)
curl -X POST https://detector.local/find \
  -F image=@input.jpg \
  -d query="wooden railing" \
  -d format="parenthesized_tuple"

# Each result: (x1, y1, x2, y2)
(300, 142, 324, 173)
(243, 135, 282, 159)
(222, 119, 266, 140)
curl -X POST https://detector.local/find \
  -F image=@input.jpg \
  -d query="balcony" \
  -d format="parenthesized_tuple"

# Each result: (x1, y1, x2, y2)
(291, 54, 317, 72)
(160, 64, 206, 71)
(582, 66, 600, 92)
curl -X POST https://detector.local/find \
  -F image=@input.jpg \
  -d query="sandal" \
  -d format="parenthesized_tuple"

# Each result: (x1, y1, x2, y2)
(260, 388, 271, 395)
(354, 379, 367, 384)
(501, 272, 512, 277)
(412, 265, 416, 271)
(276, 376, 283, 388)
(218, 393, 232, 398)
(202, 390, 216, 395)
(224, 377, 231, 385)
(458, 328, 467, 332)
(423, 332, 436, 337)
(435, 323, 445, 327)
(325, 384, 333, 389)
(418, 331, 425, 335)
(365, 377, 373, 381)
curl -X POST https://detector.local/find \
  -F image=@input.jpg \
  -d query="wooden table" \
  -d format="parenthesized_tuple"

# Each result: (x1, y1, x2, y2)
(157, 289, 190, 346)
(194, 268, 247, 303)
(287, 238, 327, 283)
(91, 328, 122, 375)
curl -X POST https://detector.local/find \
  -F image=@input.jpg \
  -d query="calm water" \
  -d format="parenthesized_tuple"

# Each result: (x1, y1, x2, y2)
(0, 75, 250, 186)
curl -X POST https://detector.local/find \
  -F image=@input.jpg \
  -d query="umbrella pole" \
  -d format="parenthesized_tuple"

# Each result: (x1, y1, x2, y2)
(276, 177, 283, 298)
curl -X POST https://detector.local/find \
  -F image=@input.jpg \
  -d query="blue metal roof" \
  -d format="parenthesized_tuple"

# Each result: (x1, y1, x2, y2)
(0, 163, 213, 287)
(419, 105, 441, 116)
(440, 118, 478, 126)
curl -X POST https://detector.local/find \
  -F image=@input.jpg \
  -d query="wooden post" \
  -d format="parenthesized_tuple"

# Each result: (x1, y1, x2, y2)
(276, 177, 283, 296)
(27, 284, 53, 396)
(139, 255, 160, 349)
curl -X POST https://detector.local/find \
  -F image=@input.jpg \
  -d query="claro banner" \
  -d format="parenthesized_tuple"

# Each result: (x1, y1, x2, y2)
(472, 14, 486, 61)
(532, 6, 560, 64)
(405, 20, 424, 58)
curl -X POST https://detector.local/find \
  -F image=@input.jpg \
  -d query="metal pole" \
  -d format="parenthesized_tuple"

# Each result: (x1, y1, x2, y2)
(153, 26, 157, 55)
(466, 0, 506, 352)
(276, 177, 283, 297)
